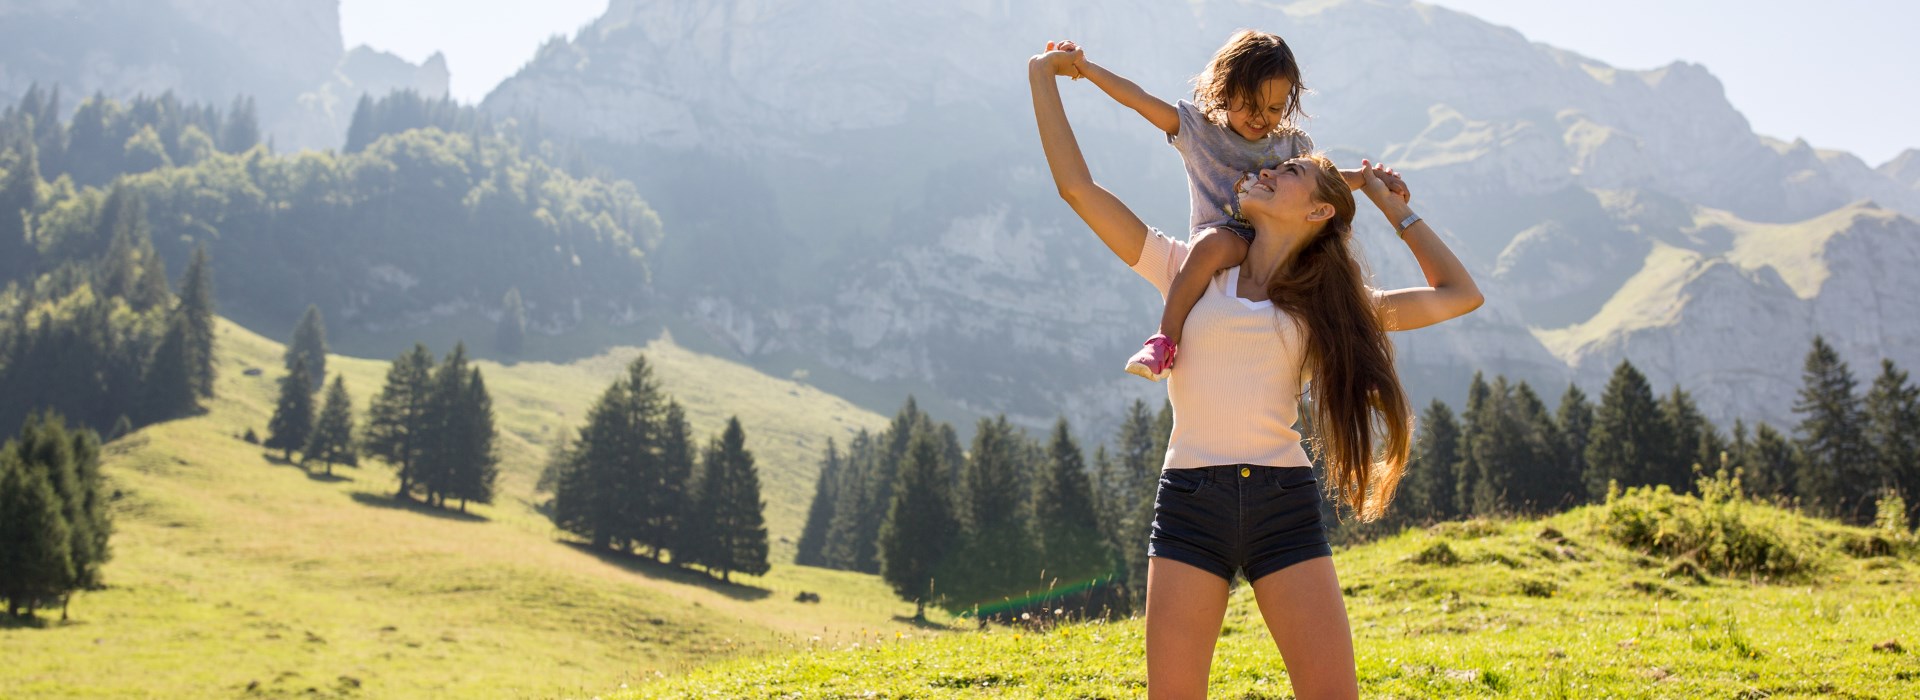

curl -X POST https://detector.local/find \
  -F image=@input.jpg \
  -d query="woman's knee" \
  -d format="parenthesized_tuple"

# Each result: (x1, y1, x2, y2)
(1190, 227, 1251, 265)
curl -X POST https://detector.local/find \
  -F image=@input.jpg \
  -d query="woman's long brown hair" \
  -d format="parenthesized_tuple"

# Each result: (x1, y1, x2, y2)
(1265, 156, 1412, 522)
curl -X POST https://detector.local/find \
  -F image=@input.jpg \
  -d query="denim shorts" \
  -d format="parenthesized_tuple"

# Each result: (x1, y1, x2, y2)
(1147, 464, 1332, 582)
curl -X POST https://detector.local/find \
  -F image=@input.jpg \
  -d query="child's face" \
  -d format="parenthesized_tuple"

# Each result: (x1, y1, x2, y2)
(1224, 77, 1294, 142)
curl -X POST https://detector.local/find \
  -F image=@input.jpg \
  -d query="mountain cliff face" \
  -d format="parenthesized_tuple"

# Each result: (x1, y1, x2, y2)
(483, 0, 1916, 430)
(0, 0, 446, 149)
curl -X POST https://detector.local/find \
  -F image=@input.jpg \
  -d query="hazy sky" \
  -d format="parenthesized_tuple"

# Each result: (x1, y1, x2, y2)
(340, 0, 1914, 165)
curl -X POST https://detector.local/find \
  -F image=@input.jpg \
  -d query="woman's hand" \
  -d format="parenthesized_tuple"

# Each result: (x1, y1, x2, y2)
(1033, 40, 1085, 79)
(1359, 160, 1412, 214)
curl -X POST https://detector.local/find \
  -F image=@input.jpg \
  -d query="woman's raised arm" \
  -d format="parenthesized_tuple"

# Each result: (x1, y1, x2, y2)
(1030, 46, 1150, 267)
(1358, 161, 1485, 331)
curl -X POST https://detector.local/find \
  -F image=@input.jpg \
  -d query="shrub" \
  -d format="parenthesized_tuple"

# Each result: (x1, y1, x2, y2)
(1597, 467, 1818, 579)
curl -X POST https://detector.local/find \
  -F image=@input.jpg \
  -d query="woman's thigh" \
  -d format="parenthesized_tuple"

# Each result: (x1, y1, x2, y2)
(1145, 556, 1230, 700)
(1248, 556, 1358, 700)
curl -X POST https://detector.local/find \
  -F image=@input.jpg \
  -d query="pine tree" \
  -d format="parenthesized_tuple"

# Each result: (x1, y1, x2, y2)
(1660, 386, 1711, 492)
(848, 398, 925, 574)
(1793, 336, 1872, 520)
(219, 95, 259, 153)
(446, 368, 498, 511)
(61, 422, 109, 619)
(1405, 400, 1461, 522)
(1742, 422, 1800, 502)
(0, 453, 72, 618)
(1034, 418, 1107, 589)
(95, 184, 168, 311)
(264, 357, 315, 461)
(415, 344, 474, 508)
(1510, 381, 1563, 512)
(286, 305, 327, 392)
(497, 287, 526, 356)
(1463, 376, 1523, 515)
(554, 364, 637, 549)
(1, 129, 42, 281)
(1865, 359, 1920, 521)
(1555, 384, 1594, 505)
(303, 375, 357, 476)
(819, 429, 875, 572)
(1110, 399, 1160, 603)
(344, 94, 377, 153)
(177, 244, 216, 397)
(1585, 360, 1669, 499)
(879, 429, 958, 619)
(553, 354, 665, 549)
(140, 310, 198, 421)
(1456, 373, 1490, 512)
(794, 438, 842, 568)
(656, 401, 695, 562)
(944, 415, 1042, 608)
(365, 344, 435, 499)
(6, 412, 109, 619)
(693, 418, 769, 582)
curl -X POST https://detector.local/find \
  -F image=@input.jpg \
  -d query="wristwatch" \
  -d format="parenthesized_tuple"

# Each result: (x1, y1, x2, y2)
(1395, 212, 1422, 238)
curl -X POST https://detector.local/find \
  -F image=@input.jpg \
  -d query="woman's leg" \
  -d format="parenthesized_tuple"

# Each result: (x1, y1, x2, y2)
(1145, 557, 1231, 699)
(1248, 556, 1359, 700)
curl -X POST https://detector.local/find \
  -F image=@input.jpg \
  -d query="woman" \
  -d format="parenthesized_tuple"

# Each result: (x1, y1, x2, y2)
(1029, 44, 1484, 699)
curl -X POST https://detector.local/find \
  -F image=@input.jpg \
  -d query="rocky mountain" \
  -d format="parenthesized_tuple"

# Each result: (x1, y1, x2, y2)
(0, 0, 446, 149)
(481, 0, 1916, 431)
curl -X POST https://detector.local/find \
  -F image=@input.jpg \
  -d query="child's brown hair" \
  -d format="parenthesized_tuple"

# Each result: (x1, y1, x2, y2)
(1192, 30, 1306, 131)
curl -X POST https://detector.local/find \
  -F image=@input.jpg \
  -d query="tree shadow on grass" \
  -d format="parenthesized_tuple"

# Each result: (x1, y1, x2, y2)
(349, 492, 490, 523)
(560, 541, 770, 602)
(261, 452, 355, 483)
(891, 614, 957, 631)
(0, 613, 55, 630)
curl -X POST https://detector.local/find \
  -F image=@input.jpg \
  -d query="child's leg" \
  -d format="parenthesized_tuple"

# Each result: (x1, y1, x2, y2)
(1126, 228, 1249, 381)
(1160, 228, 1250, 345)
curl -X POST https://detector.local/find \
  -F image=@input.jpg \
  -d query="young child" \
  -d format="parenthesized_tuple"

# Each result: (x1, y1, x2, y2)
(1050, 32, 1406, 380)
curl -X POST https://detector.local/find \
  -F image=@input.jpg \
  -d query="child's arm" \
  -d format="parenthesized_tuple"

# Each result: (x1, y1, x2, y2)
(1054, 41, 1180, 136)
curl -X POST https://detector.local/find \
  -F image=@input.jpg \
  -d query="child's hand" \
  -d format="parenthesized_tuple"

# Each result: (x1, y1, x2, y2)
(1359, 159, 1410, 208)
(1372, 162, 1411, 203)
(1040, 40, 1086, 80)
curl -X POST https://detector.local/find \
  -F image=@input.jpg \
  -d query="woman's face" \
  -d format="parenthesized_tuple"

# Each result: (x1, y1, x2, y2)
(1237, 156, 1325, 224)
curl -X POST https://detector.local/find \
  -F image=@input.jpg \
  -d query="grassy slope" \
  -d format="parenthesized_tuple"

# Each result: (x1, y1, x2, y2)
(0, 319, 948, 699)
(628, 500, 1920, 699)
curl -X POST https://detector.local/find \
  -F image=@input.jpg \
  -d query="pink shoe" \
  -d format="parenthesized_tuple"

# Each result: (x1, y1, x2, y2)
(1125, 334, 1177, 381)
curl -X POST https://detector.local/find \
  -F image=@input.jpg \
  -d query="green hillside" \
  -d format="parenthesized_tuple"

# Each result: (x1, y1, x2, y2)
(626, 484, 1920, 698)
(0, 318, 932, 699)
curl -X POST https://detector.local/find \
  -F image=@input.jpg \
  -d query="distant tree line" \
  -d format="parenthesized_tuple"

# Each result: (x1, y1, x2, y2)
(1, 87, 662, 354)
(796, 398, 1144, 619)
(0, 411, 111, 620)
(1363, 336, 1918, 532)
(3, 84, 260, 189)
(539, 355, 770, 582)
(803, 336, 1920, 616)
(0, 167, 218, 434)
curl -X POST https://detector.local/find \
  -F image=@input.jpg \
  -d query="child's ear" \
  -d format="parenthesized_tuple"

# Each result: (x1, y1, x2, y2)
(1305, 202, 1335, 223)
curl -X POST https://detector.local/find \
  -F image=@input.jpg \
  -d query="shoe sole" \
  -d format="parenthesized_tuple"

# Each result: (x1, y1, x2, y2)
(1125, 361, 1168, 382)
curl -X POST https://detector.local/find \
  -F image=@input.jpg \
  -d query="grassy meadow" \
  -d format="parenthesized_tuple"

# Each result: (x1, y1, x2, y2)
(5, 317, 1917, 698)
(625, 485, 1920, 699)
(0, 318, 951, 699)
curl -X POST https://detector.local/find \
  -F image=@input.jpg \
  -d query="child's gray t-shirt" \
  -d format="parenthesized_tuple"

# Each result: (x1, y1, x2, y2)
(1168, 99, 1316, 238)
